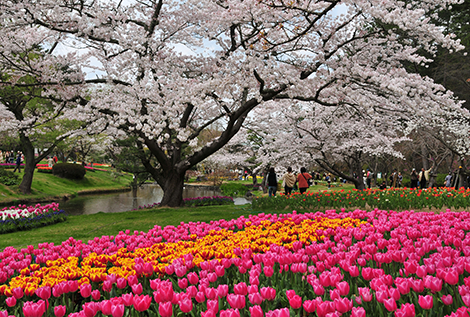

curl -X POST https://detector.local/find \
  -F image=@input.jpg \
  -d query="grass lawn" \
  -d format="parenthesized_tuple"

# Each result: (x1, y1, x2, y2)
(0, 169, 133, 205)
(0, 204, 259, 250)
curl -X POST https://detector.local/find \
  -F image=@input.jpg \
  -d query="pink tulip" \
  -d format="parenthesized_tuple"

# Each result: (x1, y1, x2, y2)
(234, 282, 247, 295)
(131, 283, 143, 295)
(303, 299, 316, 313)
(205, 287, 217, 300)
(116, 278, 127, 289)
(158, 302, 172, 317)
(35, 286, 51, 300)
(334, 297, 352, 314)
(175, 265, 187, 277)
(445, 269, 459, 285)
(133, 294, 152, 312)
(336, 281, 350, 296)
(80, 284, 92, 298)
(101, 300, 112, 315)
(247, 285, 258, 294)
(54, 306, 66, 317)
(215, 265, 225, 277)
(227, 294, 246, 309)
(12, 287, 24, 299)
(217, 284, 229, 298)
(384, 297, 397, 312)
(102, 280, 113, 293)
(289, 294, 302, 309)
(207, 299, 219, 313)
(462, 294, 470, 307)
(263, 266, 274, 277)
(418, 295, 433, 310)
(201, 310, 216, 317)
(195, 291, 205, 303)
(110, 304, 124, 317)
(249, 305, 263, 317)
(349, 265, 360, 277)
(220, 308, 241, 317)
(121, 293, 134, 306)
(187, 272, 199, 285)
(127, 275, 138, 286)
(442, 294, 453, 305)
(6, 297, 16, 307)
(249, 292, 263, 305)
(82, 302, 99, 317)
(91, 289, 100, 300)
(260, 287, 276, 301)
(351, 307, 366, 317)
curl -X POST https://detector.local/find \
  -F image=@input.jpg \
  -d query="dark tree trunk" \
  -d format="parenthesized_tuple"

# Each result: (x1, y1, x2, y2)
(18, 134, 36, 194)
(160, 172, 185, 207)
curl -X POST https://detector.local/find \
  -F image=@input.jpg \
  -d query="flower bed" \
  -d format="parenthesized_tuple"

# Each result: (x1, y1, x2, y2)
(0, 203, 66, 234)
(36, 167, 53, 174)
(253, 187, 470, 211)
(2, 209, 470, 316)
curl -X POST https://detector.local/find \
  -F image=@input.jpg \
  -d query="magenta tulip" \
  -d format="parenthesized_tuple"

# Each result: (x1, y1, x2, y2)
(80, 284, 92, 298)
(91, 289, 100, 300)
(351, 307, 366, 317)
(263, 266, 274, 277)
(116, 278, 127, 289)
(303, 300, 316, 313)
(227, 294, 246, 309)
(445, 269, 459, 285)
(234, 282, 248, 295)
(158, 302, 172, 317)
(336, 281, 350, 296)
(6, 297, 16, 307)
(12, 287, 24, 299)
(207, 299, 219, 313)
(384, 298, 397, 312)
(131, 283, 143, 295)
(288, 294, 302, 309)
(249, 292, 263, 305)
(418, 295, 433, 310)
(249, 305, 263, 317)
(334, 297, 352, 314)
(54, 305, 66, 317)
(441, 294, 453, 305)
(187, 272, 199, 285)
(111, 304, 124, 317)
(133, 295, 152, 312)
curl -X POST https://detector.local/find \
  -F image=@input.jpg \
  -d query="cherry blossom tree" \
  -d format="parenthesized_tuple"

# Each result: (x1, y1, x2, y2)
(0, 0, 468, 205)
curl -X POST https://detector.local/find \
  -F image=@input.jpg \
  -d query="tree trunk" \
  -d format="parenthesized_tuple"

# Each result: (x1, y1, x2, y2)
(18, 135, 36, 195)
(160, 172, 185, 207)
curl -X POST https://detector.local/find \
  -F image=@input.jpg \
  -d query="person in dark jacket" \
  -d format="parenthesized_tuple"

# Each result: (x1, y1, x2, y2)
(267, 167, 278, 197)
(13, 152, 22, 173)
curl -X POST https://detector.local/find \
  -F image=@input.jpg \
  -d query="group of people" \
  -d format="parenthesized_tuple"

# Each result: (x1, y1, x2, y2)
(266, 167, 314, 197)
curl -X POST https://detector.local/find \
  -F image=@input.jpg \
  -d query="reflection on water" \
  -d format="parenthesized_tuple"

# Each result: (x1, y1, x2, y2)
(57, 184, 250, 216)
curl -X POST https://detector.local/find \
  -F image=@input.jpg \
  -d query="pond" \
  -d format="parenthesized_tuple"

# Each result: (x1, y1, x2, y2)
(54, 184, 251, 216)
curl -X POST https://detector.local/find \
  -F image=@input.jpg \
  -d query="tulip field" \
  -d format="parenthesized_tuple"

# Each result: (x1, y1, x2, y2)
(2, 198, 470, 316)
(253, 187, 470, 211)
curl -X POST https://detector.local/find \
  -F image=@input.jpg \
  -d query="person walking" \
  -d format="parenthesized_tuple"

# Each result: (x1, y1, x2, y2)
(418, 165, 434, 189)
(267, 167, 278, 197)
(445, 172, 453, 187)
(281, 167, 297, 195)
(410, 169, 418, 188)
(13, 152, 22, 173)
(47, 156, 54, 167)
(297, 167, 312, 194)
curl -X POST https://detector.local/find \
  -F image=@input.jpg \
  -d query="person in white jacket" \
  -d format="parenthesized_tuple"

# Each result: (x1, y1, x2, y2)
(281, 167, 297, 195)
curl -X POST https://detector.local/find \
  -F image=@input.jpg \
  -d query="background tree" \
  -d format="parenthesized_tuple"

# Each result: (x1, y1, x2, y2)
(1, 0, 468, 204)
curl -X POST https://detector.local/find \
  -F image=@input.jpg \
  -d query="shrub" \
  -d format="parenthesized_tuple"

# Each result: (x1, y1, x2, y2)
(220, 182, 250, 197)
(0, 167, 20, 186)
(52, 163, 86, 180)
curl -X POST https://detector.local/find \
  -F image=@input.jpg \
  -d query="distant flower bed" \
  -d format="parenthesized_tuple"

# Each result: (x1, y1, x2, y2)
(84, 166, 108, 172)
(253, 187, 470, 211)
(0, 163, 24, 168)
(37, 167, 53, 173)
(135, 196, 234, 210)
(0, 203, 66, 234)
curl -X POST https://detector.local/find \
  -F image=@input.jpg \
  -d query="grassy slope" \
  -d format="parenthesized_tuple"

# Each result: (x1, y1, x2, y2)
(0, 169, 132, 205)
(0, 204, 257, 250)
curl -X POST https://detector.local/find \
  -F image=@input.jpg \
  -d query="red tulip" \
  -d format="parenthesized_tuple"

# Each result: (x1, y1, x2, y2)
(54, 305, 66, 317)
(133, 295, 152, 312)
(418, 295, 433, 310)
(158, 302, 172, 317)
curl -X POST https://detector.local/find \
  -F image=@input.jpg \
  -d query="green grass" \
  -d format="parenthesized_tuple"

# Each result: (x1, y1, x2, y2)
(0, 169, 132, 205)
(0, 204, 260, 250)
